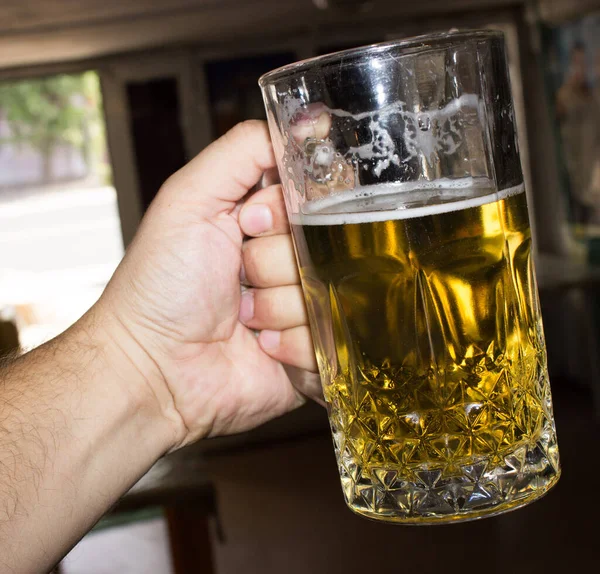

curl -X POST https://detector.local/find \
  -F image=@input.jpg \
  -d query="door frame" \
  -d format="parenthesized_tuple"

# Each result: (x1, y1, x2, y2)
(99, 49, 212, 246)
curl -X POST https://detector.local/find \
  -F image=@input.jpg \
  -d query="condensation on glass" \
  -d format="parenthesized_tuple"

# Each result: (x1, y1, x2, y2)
(260, 31, 560, 524)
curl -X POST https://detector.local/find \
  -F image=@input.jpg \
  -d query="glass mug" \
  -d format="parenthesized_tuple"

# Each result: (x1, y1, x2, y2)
(259, 31, 560, 524)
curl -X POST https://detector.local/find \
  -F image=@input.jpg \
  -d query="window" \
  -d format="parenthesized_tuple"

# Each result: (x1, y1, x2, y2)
(0, 71, 123, 350)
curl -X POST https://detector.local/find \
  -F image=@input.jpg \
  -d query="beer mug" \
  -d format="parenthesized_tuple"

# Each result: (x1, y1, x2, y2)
(259, 30, 560, 524)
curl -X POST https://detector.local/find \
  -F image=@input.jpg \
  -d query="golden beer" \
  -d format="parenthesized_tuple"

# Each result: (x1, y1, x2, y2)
(291, 184, 560, 523)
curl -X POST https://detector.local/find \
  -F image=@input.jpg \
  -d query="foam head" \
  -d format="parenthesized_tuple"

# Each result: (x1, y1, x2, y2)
(292, 181, 525, 225)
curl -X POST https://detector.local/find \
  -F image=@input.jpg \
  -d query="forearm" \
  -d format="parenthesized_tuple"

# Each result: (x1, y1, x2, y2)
(0, 305, 180, 573)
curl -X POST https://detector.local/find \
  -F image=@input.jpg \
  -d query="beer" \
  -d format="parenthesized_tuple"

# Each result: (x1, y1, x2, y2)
(291, 183, 560, 523)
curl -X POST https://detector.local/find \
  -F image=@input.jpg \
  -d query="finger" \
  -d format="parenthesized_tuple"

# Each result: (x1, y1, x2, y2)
(284, 364, 325, 407)
(258, 326, 318, 372)
(239, 184, 289, 237)
(239, 285, 307, 331)
(242, 234, 299, 288)
(260, 167, 280, 188)
(161, 120, 275, 217)
(290, 103, 332, 144)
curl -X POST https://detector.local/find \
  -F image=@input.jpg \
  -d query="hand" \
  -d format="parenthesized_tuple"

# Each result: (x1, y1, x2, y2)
(98, 121, 320, 448)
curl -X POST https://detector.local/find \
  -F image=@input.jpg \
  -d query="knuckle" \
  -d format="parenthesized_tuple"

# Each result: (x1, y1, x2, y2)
(256, 291, 278, 322)
(230, 119, 266, 140)
(157, 170, 181, 199)
(268, 182, 284, 196)
(292, 287, 308, 321)
(259, 183, 283, 205)
(268, 289, 286, 320)
(242, 241, 266, 286)
(284, 242, 301, 280)
(262, 286, 305, 326)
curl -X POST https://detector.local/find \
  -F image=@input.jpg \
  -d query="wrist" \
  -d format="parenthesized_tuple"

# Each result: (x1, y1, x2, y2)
(79, 300, 186, 454)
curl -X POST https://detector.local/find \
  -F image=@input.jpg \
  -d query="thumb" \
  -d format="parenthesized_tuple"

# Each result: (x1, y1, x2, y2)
(161, 120, 276, 217)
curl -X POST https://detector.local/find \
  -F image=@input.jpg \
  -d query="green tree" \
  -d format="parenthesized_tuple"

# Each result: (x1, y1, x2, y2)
(0, 72, 100, 183)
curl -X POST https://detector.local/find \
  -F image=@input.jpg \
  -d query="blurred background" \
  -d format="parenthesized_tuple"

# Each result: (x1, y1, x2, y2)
(0, 0, 599, 572)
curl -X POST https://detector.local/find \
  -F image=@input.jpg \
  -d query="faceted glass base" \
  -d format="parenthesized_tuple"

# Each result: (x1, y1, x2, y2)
(337, 421, 560, 524)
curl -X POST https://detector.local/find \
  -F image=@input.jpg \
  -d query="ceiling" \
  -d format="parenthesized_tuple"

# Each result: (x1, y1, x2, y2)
(0, 0, 223, 33)
(0, 0, 595, 72)
(3, 0, 314, 70)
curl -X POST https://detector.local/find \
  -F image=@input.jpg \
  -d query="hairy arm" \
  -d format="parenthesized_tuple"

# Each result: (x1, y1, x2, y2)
(0, 307, 180, 573)
(0, 121, 318, 572)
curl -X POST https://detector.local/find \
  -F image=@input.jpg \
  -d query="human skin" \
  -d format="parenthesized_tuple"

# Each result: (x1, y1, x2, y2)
(0, 121, 317, 573)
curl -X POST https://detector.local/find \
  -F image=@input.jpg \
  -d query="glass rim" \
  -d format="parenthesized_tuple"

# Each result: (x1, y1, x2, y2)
(258, 29, 503, 87)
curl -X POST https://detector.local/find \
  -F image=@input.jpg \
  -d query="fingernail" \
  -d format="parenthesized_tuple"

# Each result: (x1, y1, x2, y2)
(242, 204, 273, 235)
(260, 330, 281, 350)
(239, 290, 254, 324)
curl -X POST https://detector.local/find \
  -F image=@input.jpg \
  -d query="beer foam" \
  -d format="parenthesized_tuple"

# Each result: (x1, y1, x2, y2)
(280, 94, 484, 179)
(292, 182, 525, 225)
(326, 94, 483, 176)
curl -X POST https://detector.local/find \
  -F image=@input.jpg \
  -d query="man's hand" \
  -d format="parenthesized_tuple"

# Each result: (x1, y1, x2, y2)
(0, 120, 320, 572)
(98, 120, 320, 447)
